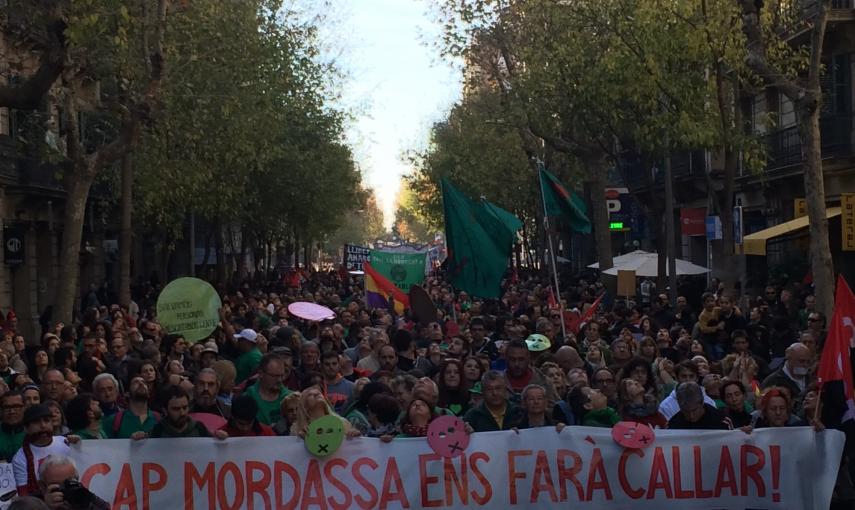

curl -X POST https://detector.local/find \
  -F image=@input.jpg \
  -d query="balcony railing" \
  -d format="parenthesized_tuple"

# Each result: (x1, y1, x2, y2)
(779, 0, 855, 36)
(621, 150, 706, 191)
(763, 113, 854, 170)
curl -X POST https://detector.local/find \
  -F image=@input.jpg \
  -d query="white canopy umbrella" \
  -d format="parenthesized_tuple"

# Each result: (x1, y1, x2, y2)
(587, 250, 710, 277)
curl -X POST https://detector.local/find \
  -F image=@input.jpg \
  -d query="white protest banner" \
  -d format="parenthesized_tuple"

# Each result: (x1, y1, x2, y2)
(0, 463, 15, 510)
(69, 427, 843, 510)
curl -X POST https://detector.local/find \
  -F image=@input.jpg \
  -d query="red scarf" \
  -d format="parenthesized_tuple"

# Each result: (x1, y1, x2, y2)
(402, 424, 428, 437)
(21, 435, 41, 496)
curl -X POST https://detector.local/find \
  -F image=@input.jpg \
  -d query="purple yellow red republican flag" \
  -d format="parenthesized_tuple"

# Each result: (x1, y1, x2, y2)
(363, 262, 409, 315)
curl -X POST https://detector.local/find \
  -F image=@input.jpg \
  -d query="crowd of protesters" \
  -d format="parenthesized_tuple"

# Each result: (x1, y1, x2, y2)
(0, 267, 852, 508)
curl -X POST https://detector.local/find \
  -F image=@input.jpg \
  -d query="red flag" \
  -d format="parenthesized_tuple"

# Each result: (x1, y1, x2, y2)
(546, 286, 558, 310)
(567, 293, 604, 334)
(817, 275, 855, 421)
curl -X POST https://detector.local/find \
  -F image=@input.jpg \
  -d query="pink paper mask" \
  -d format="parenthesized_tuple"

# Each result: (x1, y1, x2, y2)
(612, 421, 656, 450)
(427, 415, 470, 458)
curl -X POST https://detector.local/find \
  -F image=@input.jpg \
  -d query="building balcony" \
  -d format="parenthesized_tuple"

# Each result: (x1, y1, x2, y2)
(763, 113, 854, 171)
(780, 0, 855, 39)
(621, 150, 707, 191)
(0, 134, 66, 193)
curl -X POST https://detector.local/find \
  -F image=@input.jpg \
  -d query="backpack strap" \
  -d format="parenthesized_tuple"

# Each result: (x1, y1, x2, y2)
(112, 409, 125, 437)
(557, 400, 576, 426)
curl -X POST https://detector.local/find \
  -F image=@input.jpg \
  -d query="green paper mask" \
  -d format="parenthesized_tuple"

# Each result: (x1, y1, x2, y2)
(525, 334, 552, 352)
(305, 415, 345, 457)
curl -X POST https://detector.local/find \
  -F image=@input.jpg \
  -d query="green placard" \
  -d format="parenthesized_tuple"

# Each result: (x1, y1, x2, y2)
(369, 250, 426, 293)
(155, 277, 222, 342)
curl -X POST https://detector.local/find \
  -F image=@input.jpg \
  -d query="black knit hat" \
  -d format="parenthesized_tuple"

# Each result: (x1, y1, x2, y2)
(231, 394, 258, 422)
(23, 404, 52, 426)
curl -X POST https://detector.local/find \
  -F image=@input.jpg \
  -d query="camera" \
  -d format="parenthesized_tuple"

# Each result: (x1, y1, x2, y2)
(59, 479, 94, 508)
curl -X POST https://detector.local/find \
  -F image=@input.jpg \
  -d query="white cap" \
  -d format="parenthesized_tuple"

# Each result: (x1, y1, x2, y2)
(234, 329, 258, 343)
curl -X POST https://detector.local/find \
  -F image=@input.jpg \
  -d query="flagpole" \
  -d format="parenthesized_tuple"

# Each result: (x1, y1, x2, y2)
(537, 160, 568, 342)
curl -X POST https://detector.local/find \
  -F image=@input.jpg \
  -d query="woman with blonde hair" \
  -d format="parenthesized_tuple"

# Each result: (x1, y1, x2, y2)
(290, 385, 360, 439)
(273, 392, 301, 436)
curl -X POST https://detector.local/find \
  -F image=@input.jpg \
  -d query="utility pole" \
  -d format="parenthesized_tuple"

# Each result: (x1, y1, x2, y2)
(663, 132, 677, 304)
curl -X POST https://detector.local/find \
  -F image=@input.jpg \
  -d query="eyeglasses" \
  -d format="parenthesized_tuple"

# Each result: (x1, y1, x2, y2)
(263, 371, 285, 379)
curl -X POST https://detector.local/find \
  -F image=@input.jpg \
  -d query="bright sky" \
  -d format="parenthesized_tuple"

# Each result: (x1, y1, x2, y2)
(325, 0, 462, 229)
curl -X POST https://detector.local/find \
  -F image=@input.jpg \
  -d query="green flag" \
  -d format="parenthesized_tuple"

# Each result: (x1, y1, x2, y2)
(539, 166, 592, 234)
(441, 178, 514, 298)
(368, 250, 426, 293)
(481, 199, 523, 234)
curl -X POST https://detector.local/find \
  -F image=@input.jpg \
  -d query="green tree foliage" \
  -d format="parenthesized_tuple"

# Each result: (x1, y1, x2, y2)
(133, 0, 362, 270)
(393, 180, 439, 244)
(413, 0, 776, 278)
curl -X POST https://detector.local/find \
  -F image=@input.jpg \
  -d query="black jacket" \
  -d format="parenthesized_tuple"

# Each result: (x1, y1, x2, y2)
(668, 405, 732, 430)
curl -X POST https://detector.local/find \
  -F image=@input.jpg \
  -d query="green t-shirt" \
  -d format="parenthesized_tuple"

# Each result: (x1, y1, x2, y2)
(245, 382, 291, 425)
(103, 409, 159, 438)
(75, 427, 108, 440)
(235, 348, 263, 384)
(0, 426, 24, 462)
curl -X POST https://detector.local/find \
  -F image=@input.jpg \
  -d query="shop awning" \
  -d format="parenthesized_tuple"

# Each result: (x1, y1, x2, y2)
(741, 206, 841, 256)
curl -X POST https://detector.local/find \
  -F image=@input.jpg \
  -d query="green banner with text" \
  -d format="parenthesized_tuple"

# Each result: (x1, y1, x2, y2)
(369, 250, 426, 293)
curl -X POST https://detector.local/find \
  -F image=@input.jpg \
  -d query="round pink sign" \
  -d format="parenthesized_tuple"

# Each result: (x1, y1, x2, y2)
(427, 415, 470, 458)
(612, 421, 656, 450)
(287, 302, 336, 322)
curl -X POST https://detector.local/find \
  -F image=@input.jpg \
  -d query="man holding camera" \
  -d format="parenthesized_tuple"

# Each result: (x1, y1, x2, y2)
(38, 455, 109, 509)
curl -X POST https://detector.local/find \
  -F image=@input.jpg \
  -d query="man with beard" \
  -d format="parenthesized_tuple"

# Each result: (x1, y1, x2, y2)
(505, 340, 558, 403)
(148, 387, 210, 438)
(65, 394, 106, 440)
(376, 345, 402, 376)
(468, 318, 497, 359)
(13, 405, 80, 496)
(192, 368, 230, 418)
(0, 390, 25, 461)
(110, 377, 159, 439)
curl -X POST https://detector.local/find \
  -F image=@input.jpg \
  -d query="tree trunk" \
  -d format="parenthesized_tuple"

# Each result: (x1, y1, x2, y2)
(188, 210, 196, 277)
(800, 101, 835, 316)
(215, 221, 227, 284)
(586, 156, 613, 271)
(714, 149, 739, 287)
(118, 154, 133, 308)
(54, 166, 97, 324)
(737, 0, 832, 315)
(201, 228, 212, 268)
(657, 215, 667, 291)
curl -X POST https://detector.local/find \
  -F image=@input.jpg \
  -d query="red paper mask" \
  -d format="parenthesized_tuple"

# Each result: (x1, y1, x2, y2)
(612, 421, 656, 450)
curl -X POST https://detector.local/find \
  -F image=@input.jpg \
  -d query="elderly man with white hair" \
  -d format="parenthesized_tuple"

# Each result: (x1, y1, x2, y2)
(761, 342, 813, 400)
(35, 455, 109, 509)
(91, 373, 122, 418)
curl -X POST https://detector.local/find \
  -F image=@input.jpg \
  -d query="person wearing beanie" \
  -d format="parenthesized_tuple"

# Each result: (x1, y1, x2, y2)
(217, 394, 275, 438)
(12, 404, 80, 496)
